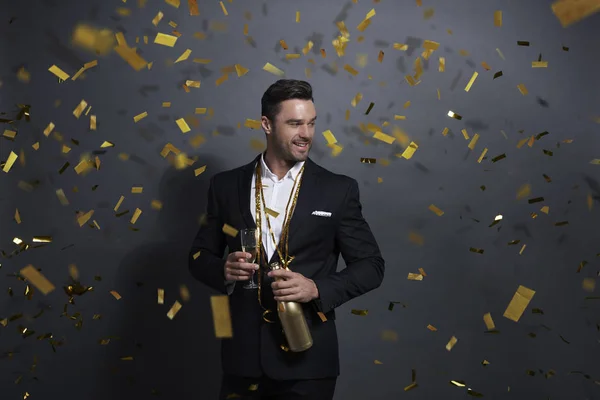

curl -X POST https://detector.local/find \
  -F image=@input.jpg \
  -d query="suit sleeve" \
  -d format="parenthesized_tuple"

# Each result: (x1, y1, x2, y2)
(188, 175, 229, 294)
(312, 178, 385, 315)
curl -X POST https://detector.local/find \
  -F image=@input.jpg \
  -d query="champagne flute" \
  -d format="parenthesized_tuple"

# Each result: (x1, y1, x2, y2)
(240, 228, 259, 289)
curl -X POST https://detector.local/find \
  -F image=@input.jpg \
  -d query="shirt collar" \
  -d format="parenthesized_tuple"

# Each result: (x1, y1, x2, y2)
(260, 152, 305, 182)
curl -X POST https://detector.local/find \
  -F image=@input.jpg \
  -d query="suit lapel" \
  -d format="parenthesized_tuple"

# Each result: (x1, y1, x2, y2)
(238, 153, 261, 230)
(287, 158, 320, 248)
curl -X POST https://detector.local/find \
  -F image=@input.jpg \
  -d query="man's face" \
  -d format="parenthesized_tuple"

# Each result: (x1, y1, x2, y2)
(263, 99, 317, 163)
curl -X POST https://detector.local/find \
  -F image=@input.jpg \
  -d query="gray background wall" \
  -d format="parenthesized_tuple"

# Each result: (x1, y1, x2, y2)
(1, 0, 599, 399)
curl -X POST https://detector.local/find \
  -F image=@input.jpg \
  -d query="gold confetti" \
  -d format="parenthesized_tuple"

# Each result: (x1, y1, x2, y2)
(263, 62, 285, 76)
(219, 1, 228, 15)
(2, 151, 18, 173)
(222, 224, 238, 237)
(235, 64, 249, 77)
(378, 50, 384, 63)
(165, 0, 180, 8)
(180, 285, 191, 302)
(215, 74, 228, 86)
(194, 165, 207, 176)
(110, 290, 122, 300)
(133, 111, 148, 122)
(393, 43, 408, 51)
(41, 122, 55, 137)
(446, 336, 458, 351)
(114, 45, 148, 71)
(322, 130, 337, 145)
(351, 93, 363, 107)
(427, 324, 437, 332)
(154, 32, 178, 47)
(188, 0, 199, 15)
(407, 273, 423, 281)
(185, 80, 201, 88)
(130, 208, 142, 224)
(448, 110, 462, 120)
(71, 24, 116, 56)
(494, 11, 503, 26)
(175, 118, 191, 133)
(503, 285, 535, 322)
(516, 183, 531, 200)
(532, 61, 548, 68)
(373, 131, 395, 144)
(465, 71, 479, 92)
(483, 313, 495, 330)
(517, 84, 528, 95)
(157, 288, 165, 304)
(428, 204, 444, 216)
(131, 186, 143, 194)
(175, 49, 192, 63)
(90, 115, 97, 130)
(151, 200, 163, 210)
(73, 100, 88, 119)
(467, 134, 480, 150)
(20, 265, 55, 295)
(244, 119, 261, 129)
(210, 295, 233, 337)
(423, 7, 434, 19)
(77, 210, 94, 226)
(344, 64, 359, 76)
(582, 278, 596, 292)
(400, 142, 419, 160)
(152, 11, 164, 26)
(351, 309, 368, 316)
(167, 300, 182, 319)
(438, 57, 446, 72)
(551, 0, 600, 27)
(48, 65, 70, 81)
(56, 189, 69, 205)
(14, 209, 22, 224)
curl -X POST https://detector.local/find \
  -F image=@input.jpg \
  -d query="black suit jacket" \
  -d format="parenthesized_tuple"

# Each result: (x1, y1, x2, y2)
(189, 153, 385, 380)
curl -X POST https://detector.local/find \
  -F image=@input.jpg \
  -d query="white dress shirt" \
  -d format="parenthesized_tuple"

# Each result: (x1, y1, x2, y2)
(226, 153, 305, 294)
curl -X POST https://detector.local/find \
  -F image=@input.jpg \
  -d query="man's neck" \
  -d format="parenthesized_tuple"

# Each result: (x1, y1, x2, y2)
(263, 149, 295, 180)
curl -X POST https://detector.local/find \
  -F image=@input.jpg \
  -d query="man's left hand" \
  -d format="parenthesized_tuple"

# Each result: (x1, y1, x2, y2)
(268, 269, 319, 303)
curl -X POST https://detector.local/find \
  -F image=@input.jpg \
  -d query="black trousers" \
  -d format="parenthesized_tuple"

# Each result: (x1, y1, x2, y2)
(219, 374, 337, 400)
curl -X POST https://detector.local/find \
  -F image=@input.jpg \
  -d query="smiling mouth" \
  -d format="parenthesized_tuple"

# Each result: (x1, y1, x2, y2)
(293, 142, 309, 148)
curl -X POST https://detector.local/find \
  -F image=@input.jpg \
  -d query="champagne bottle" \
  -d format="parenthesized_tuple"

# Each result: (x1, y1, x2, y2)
(270, 262, 313, 352)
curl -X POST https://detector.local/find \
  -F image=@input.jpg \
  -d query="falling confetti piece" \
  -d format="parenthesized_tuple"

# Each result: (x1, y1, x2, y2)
(446, 336, 458, 351)
(263, 62, 285, 77)
(551, 0, 600, 27)
(210, 295, 232, 337)
(110, 290, 122, 300)
(154, 32, 178, 47)
(167, 300, 182, 319)
(20, 265, 55, 295)
(48, 65, 70, 81)
(503, 285, 535, 322)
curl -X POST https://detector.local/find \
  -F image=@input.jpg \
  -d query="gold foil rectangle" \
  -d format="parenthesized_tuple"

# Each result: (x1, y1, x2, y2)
(175, 118, 191, 133)
(483, 313, 495, 330)
(154, 32, 178, 47)
(503, 285, 535, 322)
(211, 295, 233, 338)
(20, 265, 55, 295)
(167, 300, 182, 319)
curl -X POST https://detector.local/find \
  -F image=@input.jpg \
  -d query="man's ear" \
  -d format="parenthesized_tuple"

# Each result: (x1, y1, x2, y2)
(261, 116, 272, 135)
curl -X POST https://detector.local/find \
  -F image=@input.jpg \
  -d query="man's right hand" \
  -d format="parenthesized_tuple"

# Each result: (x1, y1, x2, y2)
(224, 251, 259, 281)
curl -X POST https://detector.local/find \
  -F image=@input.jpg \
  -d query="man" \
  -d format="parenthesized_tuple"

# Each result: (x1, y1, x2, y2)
(189, 79, 385, 399)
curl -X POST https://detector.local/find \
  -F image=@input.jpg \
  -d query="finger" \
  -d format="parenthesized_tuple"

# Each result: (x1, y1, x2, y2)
(268, 269, 295, 279)
(271, 280, 296, 290)
(232, 262, 260, 272)
(274, 294, 304, 302)
(229, 275, 249, 281)
(230, 251, 249, 261)
(229, 268, 252, 277)
(273, 287, 296, 297)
